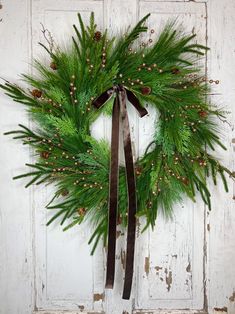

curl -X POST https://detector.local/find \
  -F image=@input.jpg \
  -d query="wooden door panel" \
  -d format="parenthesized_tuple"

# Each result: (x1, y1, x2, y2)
(32, 1, 105, 312)
(136, 1, 207, 311)
(2, 1, 235, 314)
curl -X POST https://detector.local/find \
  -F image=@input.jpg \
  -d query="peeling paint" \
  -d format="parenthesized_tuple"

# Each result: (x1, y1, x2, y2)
(135, 312, 154, 314)
(144, 256, 150, 276)
(203, 210, 208, 312)
(165, 268, 172, 292)
(186, 261, 191, 273)
(136, 218, 140, 237)
(172, 254, 177, 258)
(155, 265, 163, 272)
(207, 223, 210, 232)
(214, 307, 228, 312)
(122, 311, 129, 314)
(93, 292, 104, 301)
(229, 291, 235, 302)
(0, 4, 2, 10)
(120, 249, 126, 270)
(116, 230, 122, 239)
(78, 305, 85, 311)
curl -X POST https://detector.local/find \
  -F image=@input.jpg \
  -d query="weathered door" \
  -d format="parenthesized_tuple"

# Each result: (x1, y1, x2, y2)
(0, 1, 235, 314)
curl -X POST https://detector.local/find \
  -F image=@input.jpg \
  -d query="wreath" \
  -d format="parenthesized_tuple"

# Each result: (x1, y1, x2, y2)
(1, 13, 234, 299)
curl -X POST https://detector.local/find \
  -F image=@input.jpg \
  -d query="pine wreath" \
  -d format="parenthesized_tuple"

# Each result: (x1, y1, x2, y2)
(1, 13, 234, 298)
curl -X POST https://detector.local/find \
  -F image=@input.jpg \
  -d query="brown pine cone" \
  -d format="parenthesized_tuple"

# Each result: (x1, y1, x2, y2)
(50, 62, 57, 70)
(198, 110, 208, 118)
(140, 86, 152, 95)
(171, 68, 180, 75)
(40, 151, 50, 159)
(61, 189, 69, 197)
(78, 207, 86, 216)
(135, 166, 143, 176)
(31, 89, 42, 98)
(181, 177, 189, 185)
(94, 31, 102, 41)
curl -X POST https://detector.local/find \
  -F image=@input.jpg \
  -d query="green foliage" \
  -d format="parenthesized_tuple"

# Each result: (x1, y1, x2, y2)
(1, 13, 234, 253)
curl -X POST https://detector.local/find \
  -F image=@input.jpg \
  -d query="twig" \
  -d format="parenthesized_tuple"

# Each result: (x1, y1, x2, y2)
(40, 23, 55, 53)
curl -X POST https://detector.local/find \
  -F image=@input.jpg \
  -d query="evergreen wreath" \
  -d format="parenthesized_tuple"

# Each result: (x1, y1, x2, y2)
(1, 13, 234, 255)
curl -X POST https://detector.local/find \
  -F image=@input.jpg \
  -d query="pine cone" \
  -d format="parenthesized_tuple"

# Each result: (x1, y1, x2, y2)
(140, 86, 152, 95)
(94, 31, 102, 41)
(181, 177, 189, 185)
(31, 89, 42, 98)
(171, 68, 180, 75)
(40, 151, 50, 159)
(61, 189, 69, 197)
(198, 110, 208, 118)
(50, 62, 57, 70)
(135, 166, 142, 176)
(78, 207, 86, 216)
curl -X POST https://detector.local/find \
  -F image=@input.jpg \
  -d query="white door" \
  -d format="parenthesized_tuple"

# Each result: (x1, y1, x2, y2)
(0, 1, 235, 314)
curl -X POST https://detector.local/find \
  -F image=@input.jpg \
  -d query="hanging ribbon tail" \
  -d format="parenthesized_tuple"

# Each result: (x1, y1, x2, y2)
(105, 95, 120, 288)
(118, 86, 144, 300)
(126, 89, 148, 118)
(92, 87, 118, 289)
(92, 86, 148, 298)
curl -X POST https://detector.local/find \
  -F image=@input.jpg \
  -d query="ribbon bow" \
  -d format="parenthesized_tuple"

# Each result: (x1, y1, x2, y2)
(92, 85, 148, 299)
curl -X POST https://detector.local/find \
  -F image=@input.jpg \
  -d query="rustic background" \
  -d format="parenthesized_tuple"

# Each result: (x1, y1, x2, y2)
(0, 1, 235, 313)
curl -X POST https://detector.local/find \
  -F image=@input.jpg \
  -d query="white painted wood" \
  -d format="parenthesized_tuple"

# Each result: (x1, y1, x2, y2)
(31, 2, 105, 312)
(1, 1, 235, 314)
(0, 1, 34, 314)
(206, 1, 235, 314)
(136, 1, 206, 311)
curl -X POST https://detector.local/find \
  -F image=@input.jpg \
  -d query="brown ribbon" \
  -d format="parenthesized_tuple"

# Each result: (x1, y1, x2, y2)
(92, 85, 148, 299)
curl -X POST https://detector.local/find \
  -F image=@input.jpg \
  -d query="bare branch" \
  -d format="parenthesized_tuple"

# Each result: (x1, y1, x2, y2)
(40, 23, 55, 53)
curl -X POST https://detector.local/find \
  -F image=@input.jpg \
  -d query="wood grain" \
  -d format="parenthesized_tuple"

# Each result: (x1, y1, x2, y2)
(0, 1, 235, 314)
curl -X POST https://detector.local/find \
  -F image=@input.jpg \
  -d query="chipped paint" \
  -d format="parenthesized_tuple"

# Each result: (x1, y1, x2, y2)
(155, 265, 163, 272)
(203, 206, 208, 312)
(214, 307, 228, 312)
(186, 261, 191, 273)
(116, 230, 122, 239)
(229, 291, 235, 302)
(120, 249, 126, 270)
(78, 304, 85, 311)
(93, 292, 104, 302)
(165, 268, 172, 292)
(134, 312, 154, 314)
(1, 2, 234, 313)
(0, 4, 2, 10)
(145, 256, 150, 276)
(207, 223, 210, 232)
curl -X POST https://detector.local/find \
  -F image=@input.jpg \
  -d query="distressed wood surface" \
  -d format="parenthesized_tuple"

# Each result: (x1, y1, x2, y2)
(0, 1, 235, 314)
(0, 1, 33, 314)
